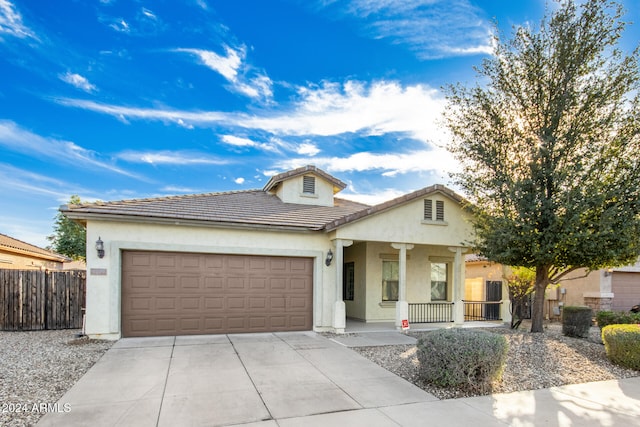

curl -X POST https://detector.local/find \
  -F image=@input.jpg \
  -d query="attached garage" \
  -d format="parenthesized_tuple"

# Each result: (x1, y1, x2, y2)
(611, 272, 640, 312)
(121, 251, 314, 337)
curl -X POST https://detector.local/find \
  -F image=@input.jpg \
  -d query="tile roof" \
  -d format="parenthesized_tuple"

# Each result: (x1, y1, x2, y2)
(0, 233, 71, 262)
(62, 190, 370, 231)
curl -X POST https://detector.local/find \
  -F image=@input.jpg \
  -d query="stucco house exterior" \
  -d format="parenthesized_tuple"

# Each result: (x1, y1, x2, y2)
(61, 165, 479, 339)
(0, 233, 71, 270)
(464, 256, 640, 321)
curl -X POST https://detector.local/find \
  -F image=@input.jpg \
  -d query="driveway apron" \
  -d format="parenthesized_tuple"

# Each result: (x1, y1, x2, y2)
(37, 331, 436, 426)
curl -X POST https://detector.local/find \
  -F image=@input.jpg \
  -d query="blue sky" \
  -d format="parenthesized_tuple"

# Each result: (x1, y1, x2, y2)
(1, 0, 639, 248)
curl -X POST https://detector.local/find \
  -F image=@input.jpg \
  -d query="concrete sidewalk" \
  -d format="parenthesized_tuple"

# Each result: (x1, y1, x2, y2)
(38, 332, 640, 426)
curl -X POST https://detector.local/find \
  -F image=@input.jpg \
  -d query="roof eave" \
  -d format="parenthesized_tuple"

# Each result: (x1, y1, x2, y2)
(62, 211, 324, 233)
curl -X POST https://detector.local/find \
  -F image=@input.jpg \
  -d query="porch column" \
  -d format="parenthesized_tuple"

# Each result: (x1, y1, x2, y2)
(449, 246, 467, 325)
(391, 243, 414, 329)
(332, 239, 353, 333)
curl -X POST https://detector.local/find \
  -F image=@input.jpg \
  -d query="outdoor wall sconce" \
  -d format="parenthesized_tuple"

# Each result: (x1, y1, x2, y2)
(96, 237, 105, 259)
(604, 268, 613, 277)
(325, 249, 333, 266)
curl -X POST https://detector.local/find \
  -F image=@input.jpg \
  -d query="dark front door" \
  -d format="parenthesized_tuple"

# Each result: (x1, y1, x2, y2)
(485, 281, 502, 320)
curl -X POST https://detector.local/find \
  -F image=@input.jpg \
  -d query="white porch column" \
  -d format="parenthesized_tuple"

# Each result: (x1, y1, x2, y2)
(449, 246, 467, 325)
(392, 243, 414, 329)
(332, 239, 353, 333)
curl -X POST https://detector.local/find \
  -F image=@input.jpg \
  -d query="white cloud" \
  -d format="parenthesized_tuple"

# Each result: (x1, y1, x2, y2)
(162, 185, 200, 193)
(195, 0, 208, 10)
(58, 79, 447, 145)
(221, 135, 256, 147)
(244, 80, 448, 144)
(117, 150, 228, 165)
(177, 46, 241, 81)
(174, 46, 273, 101)
(297, 142, 320, 156)
(274, 148, 458, 179)
(316, 0, 492, 59)
(141, 8, 157, 20)
(220, 134, 278, 152)
(0, 0, 37, 40)
(59, 72, 97, 93)
(234, 177, 245, 184)
(0, 120, 141, 178)
(340, 188, 406, 206)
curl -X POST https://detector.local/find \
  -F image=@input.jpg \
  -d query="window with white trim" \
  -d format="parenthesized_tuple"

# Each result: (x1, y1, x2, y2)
(381, 260, 399, 301)
(430, 262, 448, 301)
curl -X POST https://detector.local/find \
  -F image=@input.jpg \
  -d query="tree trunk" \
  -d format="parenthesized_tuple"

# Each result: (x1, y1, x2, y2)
(531, 265, 551, 333)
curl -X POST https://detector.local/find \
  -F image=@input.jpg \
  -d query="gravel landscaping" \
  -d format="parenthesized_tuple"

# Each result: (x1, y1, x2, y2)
(354, 322, 640, 400)
(0, 329, 113, 427)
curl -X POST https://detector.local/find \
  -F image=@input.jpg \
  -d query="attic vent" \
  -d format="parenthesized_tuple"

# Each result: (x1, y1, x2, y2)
(424, 199, 445, 221)
(436, 200, 445, 221)
(424, 199, 433, 220)
(303, 176, 316, 194)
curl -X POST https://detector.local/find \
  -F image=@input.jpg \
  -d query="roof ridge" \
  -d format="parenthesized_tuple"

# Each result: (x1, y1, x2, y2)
(68, 189, 264, 208)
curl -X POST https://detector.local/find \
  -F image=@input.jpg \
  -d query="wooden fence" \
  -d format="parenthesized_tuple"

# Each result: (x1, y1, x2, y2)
(0, 269, 86, 331)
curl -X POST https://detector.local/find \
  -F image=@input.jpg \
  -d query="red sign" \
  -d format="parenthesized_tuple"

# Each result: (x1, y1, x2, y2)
(401, 319, 409, 330)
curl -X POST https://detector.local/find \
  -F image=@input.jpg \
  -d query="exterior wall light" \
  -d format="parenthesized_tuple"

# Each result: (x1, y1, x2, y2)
(96, 237, 105, 259)
(325, 249, 333, 266)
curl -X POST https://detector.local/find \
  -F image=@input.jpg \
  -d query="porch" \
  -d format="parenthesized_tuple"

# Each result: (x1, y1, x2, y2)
(345, 317, 504, 333)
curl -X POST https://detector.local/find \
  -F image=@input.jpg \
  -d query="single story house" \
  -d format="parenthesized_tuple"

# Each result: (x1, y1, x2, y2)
(62, 165, 485, 339)
(0, 233, 71, 270)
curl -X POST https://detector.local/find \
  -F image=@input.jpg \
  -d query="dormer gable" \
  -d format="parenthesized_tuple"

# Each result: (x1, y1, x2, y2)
(263, 165, 346, 207)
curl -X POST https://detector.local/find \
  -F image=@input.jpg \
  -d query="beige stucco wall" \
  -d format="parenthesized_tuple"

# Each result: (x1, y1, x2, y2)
(84, 219, 335, 339)
(333, 193, 472, 246)
(275, 174, 335, 206)
(0, 250, 64, 270)
(557, 268, 602, 307)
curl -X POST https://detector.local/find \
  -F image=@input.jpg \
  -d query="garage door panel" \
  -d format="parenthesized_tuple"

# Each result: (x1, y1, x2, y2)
(122, 251, 313, 337)
(612, 272, 640, 312)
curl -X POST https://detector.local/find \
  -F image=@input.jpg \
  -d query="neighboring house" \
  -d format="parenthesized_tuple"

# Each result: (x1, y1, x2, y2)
(555, 261, 640, 313)
(0, 233, 70, 270)
(464, 255, 511, 321)
(464, 255, 640, 319)
(61, 165, 481, 339)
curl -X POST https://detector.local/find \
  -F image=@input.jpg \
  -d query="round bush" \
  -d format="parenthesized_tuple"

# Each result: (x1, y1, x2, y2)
(562, 306, 592, 338)
(602, 324, 640, 370)
(416, 328, 508, 392)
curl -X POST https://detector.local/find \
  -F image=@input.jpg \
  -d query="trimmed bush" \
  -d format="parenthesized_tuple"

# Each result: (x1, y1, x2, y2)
(562, 306, 592, 338)
(602, 324, 640, 370)
(596, 310, 640, 329)
(416, 328, 508, 392)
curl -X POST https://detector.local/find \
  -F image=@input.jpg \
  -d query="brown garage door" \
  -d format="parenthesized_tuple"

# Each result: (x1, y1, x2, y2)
(611, 272, 640, 312)
(121, 251, 313, 337)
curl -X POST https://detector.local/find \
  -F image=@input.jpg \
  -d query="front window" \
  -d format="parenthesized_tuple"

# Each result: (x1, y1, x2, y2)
(382, 260, 399, 301)
(430, 262, 447, 301)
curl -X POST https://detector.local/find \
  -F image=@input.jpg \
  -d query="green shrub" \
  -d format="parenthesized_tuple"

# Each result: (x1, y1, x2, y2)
(602, 324, 640, 370)
(562, 306, 592, 338)
(596, 310, 640, 328)
(416, 328, 508, 392)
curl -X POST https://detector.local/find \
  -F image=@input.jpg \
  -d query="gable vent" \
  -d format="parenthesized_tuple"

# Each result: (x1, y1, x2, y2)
(424, 199, 433, 220)
(303, 176, 316, 194)
(436, 200, 445, 221)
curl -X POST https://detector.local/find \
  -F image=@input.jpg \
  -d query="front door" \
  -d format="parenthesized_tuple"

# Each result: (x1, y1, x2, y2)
(485, 281, 502, 320)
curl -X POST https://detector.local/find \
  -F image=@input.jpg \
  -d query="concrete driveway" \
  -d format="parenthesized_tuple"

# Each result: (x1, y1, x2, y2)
(37, 331, 438, 426)
(38, 331, 640, 427)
